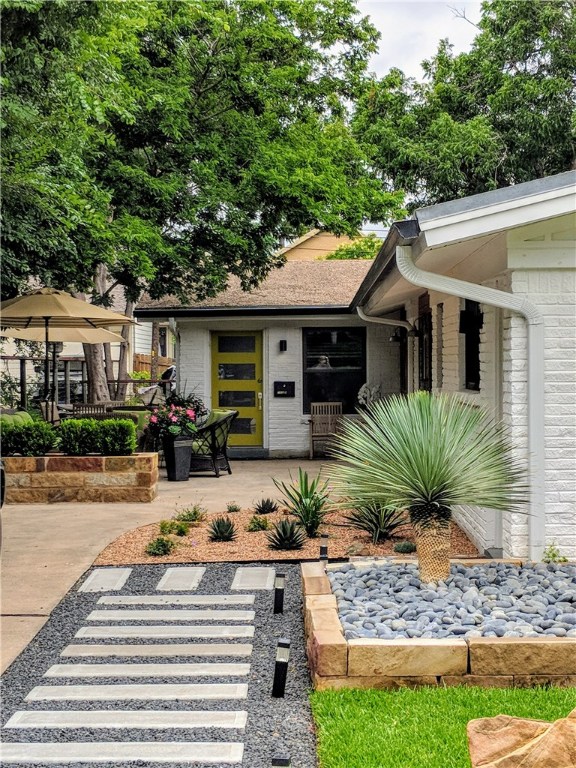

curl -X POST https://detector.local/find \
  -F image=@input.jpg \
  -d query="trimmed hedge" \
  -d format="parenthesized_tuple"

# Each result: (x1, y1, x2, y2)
(1, 418, 137, 456)
(0, 421, 57, 456)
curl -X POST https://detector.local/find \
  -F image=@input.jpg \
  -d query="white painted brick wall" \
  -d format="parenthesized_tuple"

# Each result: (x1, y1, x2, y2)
(177, 326, 210, 406)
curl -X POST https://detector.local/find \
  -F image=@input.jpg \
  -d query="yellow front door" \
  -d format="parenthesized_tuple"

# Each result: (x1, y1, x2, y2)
(211, 332, 263, 447)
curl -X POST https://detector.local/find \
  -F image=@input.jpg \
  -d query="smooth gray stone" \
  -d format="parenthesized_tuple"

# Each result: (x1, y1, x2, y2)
(79, 569, 132, 593)
(25, 683, 249, 701)
(43, 663, 251, 678)
(61, 643, 253, 657)
(156, 567, 206, 591)
(4, 710, 248, 729)
(0, 742, 244, 763)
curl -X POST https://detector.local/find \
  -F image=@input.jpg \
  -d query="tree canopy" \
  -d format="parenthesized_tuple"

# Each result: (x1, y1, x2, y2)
(326, 233, 382, 260)
(1, 0, 404, 302)
(353, 0, 576, 209)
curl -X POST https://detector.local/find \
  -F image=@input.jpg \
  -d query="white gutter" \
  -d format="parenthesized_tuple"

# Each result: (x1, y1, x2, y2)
(356, 306, 417, 393)
(396, 244, 545, 561)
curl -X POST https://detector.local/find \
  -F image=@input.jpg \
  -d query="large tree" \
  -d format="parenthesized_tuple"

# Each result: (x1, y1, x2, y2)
(353, 0, 576, 209)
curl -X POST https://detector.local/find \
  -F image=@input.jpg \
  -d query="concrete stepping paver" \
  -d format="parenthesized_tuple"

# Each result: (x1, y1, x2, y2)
(156, 567, 206, 591)
(231, 566, 276, 590)
(43, 662, 251, 678)
(60, 642, 253, 657)
(86, 608, 255, 622)
(78, 568, 132, 593)
(5, 709, 248, 729)
(76, 624, 255, 639)
(25, 682, 249, 701)
(0, 741, 244, 764)
(97, 594, 255, 606)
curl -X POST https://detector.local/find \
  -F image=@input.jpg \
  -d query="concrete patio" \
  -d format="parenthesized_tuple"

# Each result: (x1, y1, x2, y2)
(0, 459, 328, 673)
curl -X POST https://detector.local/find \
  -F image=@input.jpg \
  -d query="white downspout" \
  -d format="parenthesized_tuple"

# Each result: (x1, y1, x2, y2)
(396, 244, 545, 561)
(356, 306, 417, 392)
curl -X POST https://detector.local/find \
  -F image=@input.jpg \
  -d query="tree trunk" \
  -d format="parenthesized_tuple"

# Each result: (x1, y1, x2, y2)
(413, 520, 451, 584)
(103, 342, 114, 399)
(114, 300, 134, 400)
(82, 343, 110, 403)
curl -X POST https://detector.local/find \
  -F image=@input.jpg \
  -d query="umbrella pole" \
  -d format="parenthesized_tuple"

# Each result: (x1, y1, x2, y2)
(44, 317, 50, 400)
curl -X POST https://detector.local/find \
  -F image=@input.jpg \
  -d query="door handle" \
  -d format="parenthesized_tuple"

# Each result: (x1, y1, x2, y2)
(257, 392, 263, 410)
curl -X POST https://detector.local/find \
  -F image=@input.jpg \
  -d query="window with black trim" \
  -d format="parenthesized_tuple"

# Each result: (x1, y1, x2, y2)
(460, 299, 483, 391)
(302, 327, 366, 413)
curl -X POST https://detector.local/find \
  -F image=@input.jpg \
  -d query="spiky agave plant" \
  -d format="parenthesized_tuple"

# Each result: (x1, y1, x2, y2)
(329, 391, 527, 583)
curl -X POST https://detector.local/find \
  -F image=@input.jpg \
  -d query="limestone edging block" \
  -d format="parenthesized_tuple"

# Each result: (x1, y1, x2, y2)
(311, 672, 438, 691)
(308, 630, 348, 676)
(304, 594, 338, 636)
(442, 675, 514, 688)
(348, 637, 468, 677)
(301, 561, 331, 596)
(468, 637, 576, 676)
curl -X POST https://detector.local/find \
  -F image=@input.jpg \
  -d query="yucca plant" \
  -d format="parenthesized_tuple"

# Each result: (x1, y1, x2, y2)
(266, 519, 307, 550)
(344, 503, 406, 545)
(329, 392, 527, 583)
(253, 498, 279, 515)
(208, 516, 237, 542)
(273, 468, 330, 537)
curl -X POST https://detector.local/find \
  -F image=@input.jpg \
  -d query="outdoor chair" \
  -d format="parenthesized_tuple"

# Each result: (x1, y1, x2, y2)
(189, 409, 239, 477)
(309, 401, 343, 459)
(40, 400, 71, 427)
(72, 401, 125, 418)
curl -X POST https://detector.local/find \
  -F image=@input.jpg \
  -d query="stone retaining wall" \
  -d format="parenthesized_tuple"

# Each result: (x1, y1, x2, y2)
(4, 453, 158, 503)
(302, 560, 576, 690)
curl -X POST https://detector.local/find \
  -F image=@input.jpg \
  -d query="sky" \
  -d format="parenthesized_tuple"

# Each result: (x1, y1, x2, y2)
(357, 0, 482, 79)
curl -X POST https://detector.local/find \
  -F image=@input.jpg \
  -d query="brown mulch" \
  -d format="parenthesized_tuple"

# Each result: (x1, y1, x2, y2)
(94, 508, 480, 565)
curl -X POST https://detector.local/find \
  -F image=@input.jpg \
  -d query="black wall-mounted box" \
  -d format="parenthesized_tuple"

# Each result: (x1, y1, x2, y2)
(274, 381, 295, 398)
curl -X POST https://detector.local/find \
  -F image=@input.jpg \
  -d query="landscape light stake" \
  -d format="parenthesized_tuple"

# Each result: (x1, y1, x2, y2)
(273, 573, 285, 614)
(319, 533, 328, 561)
(272, 758, 291, 767)
(271, 638, 290, 697)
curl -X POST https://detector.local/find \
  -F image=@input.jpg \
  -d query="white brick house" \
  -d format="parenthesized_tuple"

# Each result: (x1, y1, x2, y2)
(136, 171, 575, 560)
(353, 171, 576, 561)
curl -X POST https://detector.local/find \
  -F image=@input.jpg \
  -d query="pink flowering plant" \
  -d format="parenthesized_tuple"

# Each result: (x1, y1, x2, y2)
(148, 403, 198, 438)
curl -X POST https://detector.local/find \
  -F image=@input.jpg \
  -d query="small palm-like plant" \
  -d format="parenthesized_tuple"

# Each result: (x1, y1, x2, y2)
(344, 503, 406, 545)
(330, 392, 527, 583)
(266, 519, 307, 550)
(273, 468, 330, 537)
(208, 516, 237, 542)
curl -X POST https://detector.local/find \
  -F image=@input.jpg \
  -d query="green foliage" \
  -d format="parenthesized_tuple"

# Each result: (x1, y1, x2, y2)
(253, 498, 279, 515)
(326, 234, 382, 260)
(0, 369, 42, 409)
(226, 501, 241, 514)
(59, 419, 101, 456)
(247, 515, 270, 532)
(208, 516, 237, 542)
(159, 519, 190, 537)
(394, 540, 417, 554)
(274, 468, 331, 537)
(266, 519, 307, 550)
(146, 537, 175, 556)
(129, 371, 152, 381)
(542, 542, 569, 564)
(0, 421, 56, 456)
(354, 0, 576, 208)
(100, 419, 137, 456)
(311, 686, 576, 768)
(330, 392, 527, 532)
(175, 504, 207, 526)
(344, 503, 406, 545)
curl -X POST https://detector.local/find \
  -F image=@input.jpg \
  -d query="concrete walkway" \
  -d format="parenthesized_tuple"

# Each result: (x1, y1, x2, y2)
(0, 459, 328, 673)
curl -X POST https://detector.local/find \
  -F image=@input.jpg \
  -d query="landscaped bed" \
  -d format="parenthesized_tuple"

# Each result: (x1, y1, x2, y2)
(310, 686, 576, 768)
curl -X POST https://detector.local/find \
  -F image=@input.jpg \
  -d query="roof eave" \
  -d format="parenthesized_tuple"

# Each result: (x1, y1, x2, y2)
(134, 305, 353, 319)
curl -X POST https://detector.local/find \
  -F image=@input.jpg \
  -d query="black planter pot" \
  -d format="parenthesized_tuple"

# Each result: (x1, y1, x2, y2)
(162, 436, 193, 481)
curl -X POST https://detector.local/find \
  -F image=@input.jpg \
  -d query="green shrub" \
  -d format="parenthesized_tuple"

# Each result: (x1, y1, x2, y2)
(159, 519, 190, 536)
(247, 515, 270, 532)
(146, 536, 175, 556)
(99, 419, 137, 456)
(175, 504, 207, 526)
(344, 503, 406, 545)
(208, 516, 237, 542)
(274, 468, 330, 537)
(226, 501, 241, 513)
(59, 419, 101, 455)
(0, 421, 57, 456)
(394, 540, 417, 554)
(253, 497, 278, 515)
(266, 519, 306, 550)
(542, 542, 568, 563)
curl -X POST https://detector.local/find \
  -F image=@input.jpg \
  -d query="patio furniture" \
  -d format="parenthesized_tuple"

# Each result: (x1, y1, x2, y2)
(72, 401, 125, 418)
(309, 401, 342, 459)
(39, 401, 71, 427)
(189, 409, 239, 477)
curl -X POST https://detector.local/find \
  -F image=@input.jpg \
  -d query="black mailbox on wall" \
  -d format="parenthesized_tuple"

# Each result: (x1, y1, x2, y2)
(274, 381, 295, 398)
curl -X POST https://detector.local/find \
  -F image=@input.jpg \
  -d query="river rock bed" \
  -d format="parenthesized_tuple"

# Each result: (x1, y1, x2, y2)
(328, 561, 576, 640)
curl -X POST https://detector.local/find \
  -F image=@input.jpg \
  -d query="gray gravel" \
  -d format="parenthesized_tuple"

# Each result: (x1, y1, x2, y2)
(1, 562, 316, 768)
(329, 561, 576, 640)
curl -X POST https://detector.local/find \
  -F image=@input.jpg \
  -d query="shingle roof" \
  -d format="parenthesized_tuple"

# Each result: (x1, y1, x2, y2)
(138, 260, 372, 312)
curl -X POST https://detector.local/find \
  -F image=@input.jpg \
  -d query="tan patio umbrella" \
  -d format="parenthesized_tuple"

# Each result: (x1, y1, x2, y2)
(0, 288, 133, 398)
(0, 326, 125, 344)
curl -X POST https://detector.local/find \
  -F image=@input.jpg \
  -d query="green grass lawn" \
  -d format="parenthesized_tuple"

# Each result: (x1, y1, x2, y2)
(310, 686, 576, 768)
